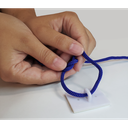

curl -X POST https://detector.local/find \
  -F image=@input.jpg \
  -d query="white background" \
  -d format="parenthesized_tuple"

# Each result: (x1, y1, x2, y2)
(0, 9, 128, 119)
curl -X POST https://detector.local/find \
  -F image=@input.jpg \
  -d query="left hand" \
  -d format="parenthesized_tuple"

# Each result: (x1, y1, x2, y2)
(24, 11, 96, 72)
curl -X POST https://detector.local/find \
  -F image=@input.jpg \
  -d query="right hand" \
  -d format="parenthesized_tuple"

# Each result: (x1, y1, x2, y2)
(0, 13, 82, 85)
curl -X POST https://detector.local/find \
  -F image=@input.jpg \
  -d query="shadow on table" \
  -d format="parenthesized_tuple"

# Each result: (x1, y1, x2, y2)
(0, 78, 59, 96)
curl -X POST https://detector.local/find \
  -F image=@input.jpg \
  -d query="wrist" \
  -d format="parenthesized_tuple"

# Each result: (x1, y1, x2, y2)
(1, 8, 37, 23)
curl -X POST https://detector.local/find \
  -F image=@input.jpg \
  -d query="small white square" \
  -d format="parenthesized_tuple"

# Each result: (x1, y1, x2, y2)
(65, 89, 110, 113)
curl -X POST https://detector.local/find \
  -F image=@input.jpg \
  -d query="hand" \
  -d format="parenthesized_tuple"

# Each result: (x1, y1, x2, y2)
(24, 11, 96, 71)
(0, 13, 76, 85)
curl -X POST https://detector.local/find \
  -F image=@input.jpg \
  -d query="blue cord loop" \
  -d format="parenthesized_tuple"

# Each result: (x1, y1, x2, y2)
(37, 51, 128, 98)
(61, 51, 103, 97)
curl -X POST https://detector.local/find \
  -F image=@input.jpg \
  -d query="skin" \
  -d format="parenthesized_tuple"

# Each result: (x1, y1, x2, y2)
(0, 9, 96, 85)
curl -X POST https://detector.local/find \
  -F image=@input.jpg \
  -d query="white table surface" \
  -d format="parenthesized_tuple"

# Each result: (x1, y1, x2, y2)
(0, 9, 128, 119)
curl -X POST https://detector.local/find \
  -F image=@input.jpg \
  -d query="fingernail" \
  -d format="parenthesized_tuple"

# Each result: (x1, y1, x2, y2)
(53, 57, 67, 70)
(69, 42, 84, 55)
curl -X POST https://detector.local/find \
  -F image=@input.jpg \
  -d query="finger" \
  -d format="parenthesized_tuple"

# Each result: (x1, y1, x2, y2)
(84, 27, 96, 55)
(62, 14, 89, 72)
(73, 56, 85, 71)
(73, 28, 96, 71)
(60, 52, 72, 62)
(11, 60, 76, 85)
(34, 27, 84, 56)
(16, 34, 67, 71)
(62, 12, 89, 54)
(32, 63, 76, 83)
(70, 24, 89, 71)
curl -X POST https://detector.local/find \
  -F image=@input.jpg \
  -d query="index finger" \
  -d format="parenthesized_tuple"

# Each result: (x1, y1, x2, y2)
(62, 12, 96, 71)
(63, 11, 90, 54)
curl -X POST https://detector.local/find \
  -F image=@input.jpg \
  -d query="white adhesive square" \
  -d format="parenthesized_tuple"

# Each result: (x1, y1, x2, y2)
(65, 89, 110, 113)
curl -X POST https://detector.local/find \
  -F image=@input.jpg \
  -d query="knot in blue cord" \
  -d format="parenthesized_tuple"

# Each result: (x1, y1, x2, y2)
(63, 56, 78, 72)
